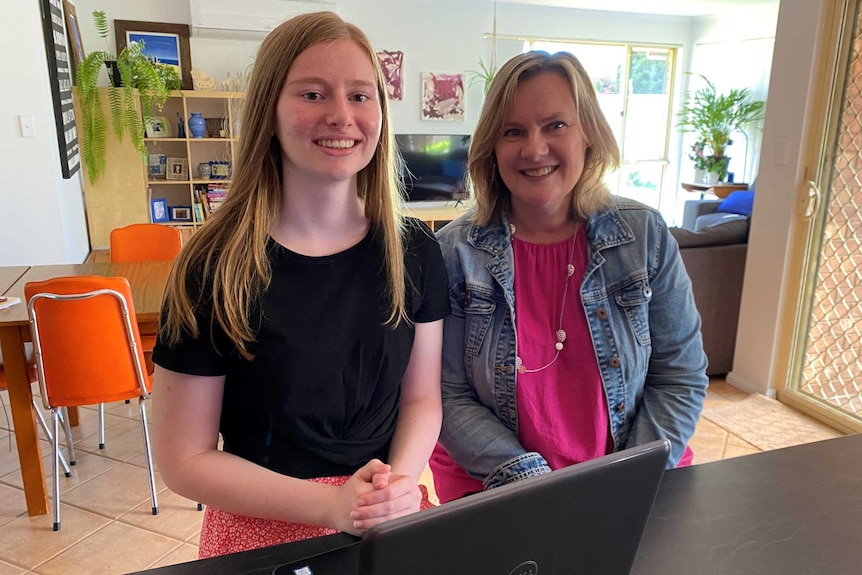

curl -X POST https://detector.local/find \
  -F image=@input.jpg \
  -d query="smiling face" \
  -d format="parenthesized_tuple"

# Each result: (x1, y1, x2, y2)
(275, 38, 382, 187)
(494, 70, 589, 216)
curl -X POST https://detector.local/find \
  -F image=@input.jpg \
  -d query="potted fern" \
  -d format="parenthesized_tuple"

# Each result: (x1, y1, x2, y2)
(676, 74, 765, 182)
(75, 10, 172, 184)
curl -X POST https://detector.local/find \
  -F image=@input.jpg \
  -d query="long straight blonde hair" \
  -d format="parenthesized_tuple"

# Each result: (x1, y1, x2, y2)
(161, 12, 406, 359)
(469, 51, 621, 225)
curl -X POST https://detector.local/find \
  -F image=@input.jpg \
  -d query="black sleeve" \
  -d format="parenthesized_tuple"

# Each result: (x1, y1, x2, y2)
(405, 218, 451, 323)
(151, 264, 232, 377)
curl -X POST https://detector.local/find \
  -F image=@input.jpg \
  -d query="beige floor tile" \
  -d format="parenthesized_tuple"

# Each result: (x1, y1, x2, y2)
(185, 530, 200, 545)
(726, 433, 758, 450)
(119, 489, 204, 541)
(100, 400, 143, 421)
(0, 485, 28, 530)
(722, 444, 761, 459)
(0, 560, 26, 575)
(0, 434, 55, 479)
(0, 504, 110, 569)
(65, 409, 129, 446)
(32, 522, 182, 575)
(72, 419, 153, 464)
(691, 416, 729, 444)
(688, 437, 726, 465)
(706, 379, 750, 402)
(61, 464, 166, 520)
(0, 451, 120, 495)
(147, 543, 199, 569)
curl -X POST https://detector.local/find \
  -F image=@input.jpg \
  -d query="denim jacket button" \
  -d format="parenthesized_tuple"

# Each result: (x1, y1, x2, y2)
(596, 307, 608, 319)
(616, 402, 625, 413)
(609, 356, 621, 368)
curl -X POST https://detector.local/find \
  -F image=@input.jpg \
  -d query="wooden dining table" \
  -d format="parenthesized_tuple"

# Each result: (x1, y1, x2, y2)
(0, 260, 173, 516)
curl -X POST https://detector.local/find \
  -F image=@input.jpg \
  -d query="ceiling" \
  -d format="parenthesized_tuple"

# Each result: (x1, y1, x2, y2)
(488, 0, 779, 18)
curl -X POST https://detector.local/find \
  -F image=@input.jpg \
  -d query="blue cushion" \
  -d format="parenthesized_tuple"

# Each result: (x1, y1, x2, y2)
(717, 190, 754, 216)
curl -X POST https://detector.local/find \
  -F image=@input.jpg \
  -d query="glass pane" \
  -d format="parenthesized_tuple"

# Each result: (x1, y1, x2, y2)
(532, 41, 626, 151)
(605, 162, 664, 209)
(623, 48, 670, 160)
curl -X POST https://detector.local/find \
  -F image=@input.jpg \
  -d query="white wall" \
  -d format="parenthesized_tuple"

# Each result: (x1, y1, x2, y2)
(0, 0, 89, 266)
(4, 0, 777, 264)
(729, 0, 830, 396)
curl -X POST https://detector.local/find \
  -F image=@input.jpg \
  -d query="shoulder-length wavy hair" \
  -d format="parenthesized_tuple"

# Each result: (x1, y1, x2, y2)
(468, 51, 620, 225)
(161, 11, 406, 359)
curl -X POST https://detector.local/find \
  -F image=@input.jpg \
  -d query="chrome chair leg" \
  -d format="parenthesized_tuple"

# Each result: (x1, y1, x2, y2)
(51, 410, 61, 531)
(98, 403, 105, 449)
(59, 407, 76, 465)
(138, 398, 159, 515)
(32, 400, 71, 477)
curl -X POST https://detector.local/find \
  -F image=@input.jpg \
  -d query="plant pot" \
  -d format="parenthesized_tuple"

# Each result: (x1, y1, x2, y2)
(104, 60, 122, 87)
(693, 168, 707, 183)
(706, 172, 720, 185)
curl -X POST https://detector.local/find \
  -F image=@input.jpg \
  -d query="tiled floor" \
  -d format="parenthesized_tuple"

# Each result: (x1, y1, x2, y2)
(0, 376, 836, 574)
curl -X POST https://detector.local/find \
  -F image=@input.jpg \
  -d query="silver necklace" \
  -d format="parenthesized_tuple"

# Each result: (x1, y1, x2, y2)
(512, 224, 579, 374)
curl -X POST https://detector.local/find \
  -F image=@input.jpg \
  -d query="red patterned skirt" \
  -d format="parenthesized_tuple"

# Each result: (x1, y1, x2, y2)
(198, 476, 434, 559)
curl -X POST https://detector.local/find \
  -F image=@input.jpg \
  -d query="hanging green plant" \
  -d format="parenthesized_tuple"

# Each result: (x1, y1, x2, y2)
(465, 59, 499, 95)
(75, 10, 171, 184)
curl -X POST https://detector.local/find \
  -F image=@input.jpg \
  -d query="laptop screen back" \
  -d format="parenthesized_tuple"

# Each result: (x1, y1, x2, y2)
(358, 439, 670, 575)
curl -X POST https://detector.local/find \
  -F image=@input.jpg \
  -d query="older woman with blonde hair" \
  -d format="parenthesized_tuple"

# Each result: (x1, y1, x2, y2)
(431, 50, 707, 503)
(151, 11, 449, 556)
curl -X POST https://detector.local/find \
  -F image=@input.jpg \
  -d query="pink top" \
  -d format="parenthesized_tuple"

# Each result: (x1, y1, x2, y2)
(512, 228, 612, 469)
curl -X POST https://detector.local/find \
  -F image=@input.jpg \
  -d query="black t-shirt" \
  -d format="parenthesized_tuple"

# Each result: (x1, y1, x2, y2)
(152, 219, 450, 478)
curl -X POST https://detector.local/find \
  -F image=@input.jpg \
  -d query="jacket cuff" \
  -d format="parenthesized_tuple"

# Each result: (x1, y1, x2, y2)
(482, 452, 552, 490)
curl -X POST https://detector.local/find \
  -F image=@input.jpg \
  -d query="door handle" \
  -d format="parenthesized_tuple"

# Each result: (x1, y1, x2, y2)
(800, 180, 821, 219)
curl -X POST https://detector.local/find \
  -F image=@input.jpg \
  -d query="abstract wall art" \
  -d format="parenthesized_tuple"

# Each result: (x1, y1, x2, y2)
(421, 73, 465, 121)
(377, 50, 404, 101)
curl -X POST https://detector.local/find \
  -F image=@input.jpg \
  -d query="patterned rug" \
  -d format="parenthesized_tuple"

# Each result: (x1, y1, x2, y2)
(703, 394, 843, 451)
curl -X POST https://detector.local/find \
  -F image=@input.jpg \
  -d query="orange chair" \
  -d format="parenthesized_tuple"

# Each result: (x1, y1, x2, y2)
(26, 276, 158, 531)
(109, 223, 182, 263)
(105, 224, 182, 448)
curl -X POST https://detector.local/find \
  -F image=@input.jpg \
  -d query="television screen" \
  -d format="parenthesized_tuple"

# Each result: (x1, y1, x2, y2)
(396, 134, 470, 202)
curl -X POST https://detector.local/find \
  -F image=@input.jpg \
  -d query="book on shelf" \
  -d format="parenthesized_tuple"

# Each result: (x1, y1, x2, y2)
(0, 296, 21, 311)
(194, 202, 205, 223)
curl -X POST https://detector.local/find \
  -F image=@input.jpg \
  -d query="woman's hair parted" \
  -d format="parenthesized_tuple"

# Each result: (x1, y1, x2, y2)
(160, 11, 407, 359)
(468, 51, 621, 225)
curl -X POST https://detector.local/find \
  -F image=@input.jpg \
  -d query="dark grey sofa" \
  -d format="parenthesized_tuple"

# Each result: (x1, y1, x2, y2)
(670, 200, 749, 376)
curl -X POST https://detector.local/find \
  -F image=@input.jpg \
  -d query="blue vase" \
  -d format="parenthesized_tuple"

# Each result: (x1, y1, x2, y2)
(188, 113, 206, 138)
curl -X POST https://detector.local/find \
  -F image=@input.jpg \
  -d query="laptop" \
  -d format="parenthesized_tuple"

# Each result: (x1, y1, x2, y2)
(273, 439, 670, 575)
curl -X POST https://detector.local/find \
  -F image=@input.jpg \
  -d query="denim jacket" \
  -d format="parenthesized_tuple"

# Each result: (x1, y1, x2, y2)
(437, 197, 708, 490)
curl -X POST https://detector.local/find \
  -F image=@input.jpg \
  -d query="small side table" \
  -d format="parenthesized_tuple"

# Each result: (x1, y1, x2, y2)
(681, 182, 750, 199)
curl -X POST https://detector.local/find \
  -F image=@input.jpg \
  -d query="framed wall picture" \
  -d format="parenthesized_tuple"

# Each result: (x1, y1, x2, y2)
(145, 116, 169, 138)
(166, 157, 189, 180)
(421, 72, 465, 121)
(170, 206, 192, 222)
(39, 0, 80, 179)
(377, 50, 404, 100)
(151, 198, 169, 223)
(114, 20, 192, 90)
(62, 0, 84, 81)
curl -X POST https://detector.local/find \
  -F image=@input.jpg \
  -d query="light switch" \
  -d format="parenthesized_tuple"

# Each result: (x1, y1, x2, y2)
(18, 115, 35, 138)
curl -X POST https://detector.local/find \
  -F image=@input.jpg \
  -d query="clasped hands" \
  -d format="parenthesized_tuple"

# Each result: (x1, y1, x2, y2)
(337, 459, 421, 536)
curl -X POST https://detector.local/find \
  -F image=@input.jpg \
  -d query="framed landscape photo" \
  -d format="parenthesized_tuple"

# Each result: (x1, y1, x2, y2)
(170, 206, 192, 222)
(114, 19, 192, 90)
(151, 198, 169, 223)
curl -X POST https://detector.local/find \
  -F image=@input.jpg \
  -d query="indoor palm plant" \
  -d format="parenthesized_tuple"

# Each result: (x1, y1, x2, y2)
(75, 10, 172, 184)
(676, 74, 765, 181)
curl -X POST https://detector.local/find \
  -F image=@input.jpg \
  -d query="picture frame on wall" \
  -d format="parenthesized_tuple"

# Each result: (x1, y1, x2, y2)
(170, 206, 193, 222)
(62, 0, 84, 81)
(39, 0, 80, 179)
(151, 198, 169, 223)
(114, 19, 193, 90)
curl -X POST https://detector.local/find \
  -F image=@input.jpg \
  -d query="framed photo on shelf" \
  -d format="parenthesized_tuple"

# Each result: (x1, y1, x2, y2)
(151, 198, 169, 223)
(114, 19, 193, 90)
(62, 0, 85, 81)
(145, 116, 169, 138)
(166, 157, 189, 180)
(170, 205, 192, 222)
(210, 161, 231, 179)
